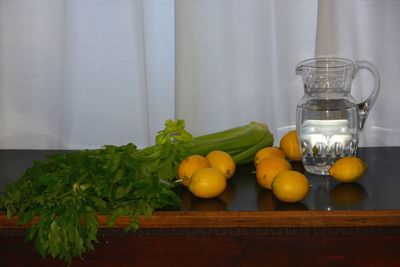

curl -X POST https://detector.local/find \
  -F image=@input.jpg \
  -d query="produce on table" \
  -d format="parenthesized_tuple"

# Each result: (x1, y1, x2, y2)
(329, 157, 368, 182)
(178, 155, 210, 186)
(188, 121, 274, 164)
(0, 119, 273, 264)
(188, 168, 227, 198)
(255, 157, 292, 190)
(272, 170, 309, 203)
(279, 130, 302, 161)
(254, 131, 310, 203)
(253, 146, 286, 167)
(181, 150, 236, 199)
(205, 150, 236, 179)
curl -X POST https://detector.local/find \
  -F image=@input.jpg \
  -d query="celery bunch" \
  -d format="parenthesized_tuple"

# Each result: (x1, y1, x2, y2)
(133, 120, 274, 181)
(188, 121, 274, 165)
(0, 119, 273, 265)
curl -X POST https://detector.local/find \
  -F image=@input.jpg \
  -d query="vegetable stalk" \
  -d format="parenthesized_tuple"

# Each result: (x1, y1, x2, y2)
(0, 119, 274, 265)
(187, 121, 274, 164)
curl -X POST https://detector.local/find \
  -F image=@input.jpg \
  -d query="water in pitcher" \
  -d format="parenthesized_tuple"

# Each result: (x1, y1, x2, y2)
(295, 57, 380, 175)
(297, 99, 359, 175)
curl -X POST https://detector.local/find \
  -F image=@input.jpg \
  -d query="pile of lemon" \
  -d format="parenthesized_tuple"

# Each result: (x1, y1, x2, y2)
(178, 129, 368, 203)
(255, 130, 309, 203)
(177, 130, 308, 202)
(178, 151, 235, 198)
(255, 130, 368, 203)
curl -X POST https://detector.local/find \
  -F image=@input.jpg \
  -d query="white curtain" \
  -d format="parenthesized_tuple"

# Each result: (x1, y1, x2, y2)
(315, 0, 400, 146)
(0, 0, 175, 149)
(0, 0, 399, 149)
(176, 0, 318, 141)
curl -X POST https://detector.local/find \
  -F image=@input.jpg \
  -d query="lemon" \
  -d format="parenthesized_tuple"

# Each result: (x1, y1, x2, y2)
(188, 168, 227, 198)
(272, 170, 309, 203)
(256, 157, 292, 189)
(254, 147, 286, 167)
(329, 157, 367, 182)
(206, 150, 236, 179)
(178, 155, 210, 187)
(280, 130, 302, 161)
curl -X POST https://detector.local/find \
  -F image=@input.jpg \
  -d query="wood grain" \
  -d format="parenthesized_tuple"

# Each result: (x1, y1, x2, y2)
(2, 210, 400, 229)
(2, 149, 400, 266)
(2, 231, 400, 267)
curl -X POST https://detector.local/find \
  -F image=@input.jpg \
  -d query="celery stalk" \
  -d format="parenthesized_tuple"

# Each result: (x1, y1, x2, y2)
(232, 130, 274, 164)
(186, 121, 274, 165)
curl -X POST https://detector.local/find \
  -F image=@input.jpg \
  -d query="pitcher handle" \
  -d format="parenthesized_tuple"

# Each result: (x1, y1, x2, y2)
(353, 60, 380, 131)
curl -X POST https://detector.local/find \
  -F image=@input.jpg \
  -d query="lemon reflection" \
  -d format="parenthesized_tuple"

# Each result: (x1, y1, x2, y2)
(191, 197, 227, 211)
(218, 182, 236, 205)
(257, 188, 309, 211)
(257, 190, 278, 211)
(330, 182, 367, 208)
(178, 182, 236, 211)
(179, 188, 194, 211)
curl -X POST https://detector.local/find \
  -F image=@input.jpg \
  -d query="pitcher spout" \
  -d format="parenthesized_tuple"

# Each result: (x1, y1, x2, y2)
(295, 64, 304, 75)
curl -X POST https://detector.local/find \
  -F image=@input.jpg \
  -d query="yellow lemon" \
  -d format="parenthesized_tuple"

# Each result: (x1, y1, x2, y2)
(329, 157, 367, 182)
(188, 168, 227, 198)
(256, 157, 292, 189)
(254, 147, 286, 167)
(178, 155, 210, 187)
(280, 130, 302, 161)
(206, 150, 236, 179)
(272, 170, 309, 203)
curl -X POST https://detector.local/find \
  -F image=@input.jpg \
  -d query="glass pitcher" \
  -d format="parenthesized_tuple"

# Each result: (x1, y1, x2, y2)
(295, 58, 380, 175)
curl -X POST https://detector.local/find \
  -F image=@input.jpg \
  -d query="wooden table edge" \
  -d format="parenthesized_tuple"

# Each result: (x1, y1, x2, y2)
(2, 210, 400, 229)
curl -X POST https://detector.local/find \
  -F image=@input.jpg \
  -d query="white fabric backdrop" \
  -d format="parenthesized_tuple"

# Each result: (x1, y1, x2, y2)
(316, 0, 400, 146)
(0, 0, 399, 149)
(0, 0, 175, 149)
(176, 0, 318, 143)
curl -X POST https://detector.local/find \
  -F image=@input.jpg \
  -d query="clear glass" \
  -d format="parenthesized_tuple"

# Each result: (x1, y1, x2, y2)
(295, 58, 380, 175)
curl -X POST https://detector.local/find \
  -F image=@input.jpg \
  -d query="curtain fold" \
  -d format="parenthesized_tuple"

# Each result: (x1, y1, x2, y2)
(0, 0, 174, 149)
(175, 0, 318, 143)
(0, 0, 66, 148)
(316, 0, 400, 146)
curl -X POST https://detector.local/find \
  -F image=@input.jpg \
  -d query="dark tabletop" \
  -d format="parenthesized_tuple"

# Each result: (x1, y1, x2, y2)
(0, 147, 399, 211)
